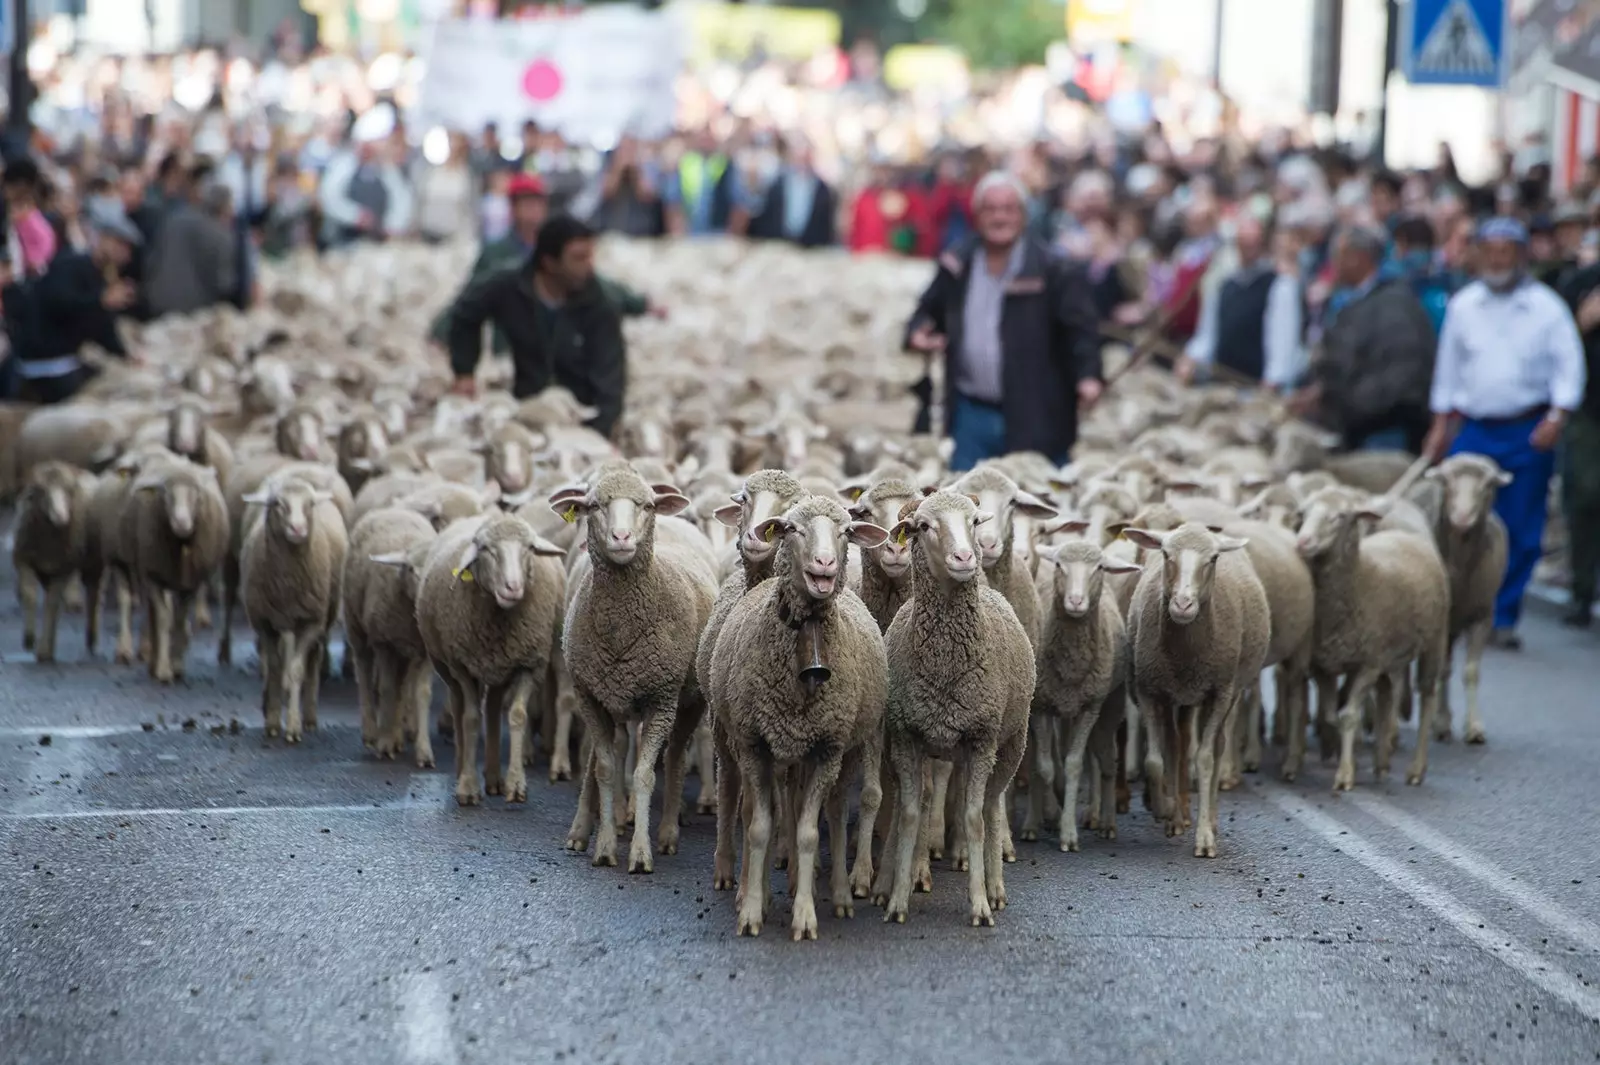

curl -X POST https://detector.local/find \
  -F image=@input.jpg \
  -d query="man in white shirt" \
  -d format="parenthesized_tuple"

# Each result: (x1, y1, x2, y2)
(1426, 217, 1589, 648)
(1176, 214, 1305, 392)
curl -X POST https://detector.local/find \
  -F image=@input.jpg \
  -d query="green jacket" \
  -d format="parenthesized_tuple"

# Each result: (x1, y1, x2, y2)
(429, 235, 649, 351)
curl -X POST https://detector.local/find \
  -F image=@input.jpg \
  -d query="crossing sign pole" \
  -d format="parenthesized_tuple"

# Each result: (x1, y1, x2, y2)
(1401, 0, 1507, 87)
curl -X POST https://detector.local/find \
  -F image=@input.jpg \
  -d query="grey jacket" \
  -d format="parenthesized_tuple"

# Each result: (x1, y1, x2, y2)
(1312, 278, 1436, 437)
(145, 203, 238, 317)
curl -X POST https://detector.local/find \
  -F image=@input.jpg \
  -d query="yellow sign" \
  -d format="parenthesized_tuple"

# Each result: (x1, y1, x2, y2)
(1066, 0, 1136, 46)
(883, 44, 968, 92)
(677, 2, 841, 65)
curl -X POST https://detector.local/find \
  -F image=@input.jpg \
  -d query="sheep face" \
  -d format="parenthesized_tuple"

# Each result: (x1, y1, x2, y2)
(24, 463, 78, 528)
(1270, 423, 1342, 476)
(141, 469, 216, 541)
(757, 502, 887, 602)
(1291, 488, 1383, 561)
(956, 468, 1059, 568)
(484, 437, 532, 495)
(275, 408, 325, 463)
(1073, 482, 1141, 547)
(848, 486, 918, 579)
(558, 473, 690, 567)
(338, 418, 390, 475)
(1122, 523, 1247, 626)
(1043, 539, 1143, 618)
(889, 491, 992, 586)
(454, 517, 563, 610)
(167, 400, 209, 459)
(714, 471, 805, 567)
(1431, 456, 1511, 533)
(248, 480, 332, 546)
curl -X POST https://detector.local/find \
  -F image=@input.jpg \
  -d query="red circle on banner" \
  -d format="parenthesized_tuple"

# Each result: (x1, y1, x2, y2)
(521, 59, 564, 102)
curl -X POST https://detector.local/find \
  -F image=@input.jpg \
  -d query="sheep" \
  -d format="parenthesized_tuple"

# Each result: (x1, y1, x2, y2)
(708, 496, 890, 939)
(239, 475, 349, 742)
(351, 471, 441, 526)
(847, 478, 922, 632)
(274, 402, 331, 462)
(335, 408, 392, 494)
(1122, 523, 1270, 857)
(1292, 487, 1450, 789)
(125, 459, 231, 683)
(560, 466, 717, 872)
(1023, 539, 1141, 850)
(163, 396, 235, 485)
(480, 421, 543, 496)
(878, 490, 1035, 926)
(422, 447, 488, 486)
(1272, 422, 1417, 493)
(415, 513, 567, 803)
(1426, 455, 1511, 745)
(396, 481, 500, 532)
(13, 405, 127, 477)
(1238, 482, 1302, 530)
(344, 508, 439, 764)
(11, 461, 93, 662)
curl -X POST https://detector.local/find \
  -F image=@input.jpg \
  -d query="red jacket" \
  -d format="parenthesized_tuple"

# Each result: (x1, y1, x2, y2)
(849, 185, 922, 255)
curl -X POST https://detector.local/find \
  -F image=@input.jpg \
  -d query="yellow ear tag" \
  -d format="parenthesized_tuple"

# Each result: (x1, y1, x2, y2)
(895, 527, 909, 545)
(561, 505, 578, 523)
(763, 524, 776, 542)
(117, 468, 131, 480)
(452, 567, 474, 582)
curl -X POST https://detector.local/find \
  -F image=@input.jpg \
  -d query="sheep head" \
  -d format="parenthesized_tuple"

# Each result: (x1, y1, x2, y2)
(1290, 487, 1382, 561)
(136, 462, 218, 541)
(1121, 522, 1247, 626)
(887, 490, 993, 586)
(24, 462, 80, 528)
(1428, 454, 1510, 534)
(244, 478, 333, 546)
(847, 478, 920, 580)
(715, 469, 805, 567)
(451, 515, 564, 610)
(166, 398, 212, 459)
(954, 465, 1058, 569)
(274, 405, 326, 463)
(1038, 538, 1141, 619)
(555, 468, 689, 568)
(754, 496, 887, 603)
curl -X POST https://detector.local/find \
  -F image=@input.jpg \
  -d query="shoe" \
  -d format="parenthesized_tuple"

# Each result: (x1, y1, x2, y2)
(1563, 603, 1594, 629)
(1489, 628, 1523, 651)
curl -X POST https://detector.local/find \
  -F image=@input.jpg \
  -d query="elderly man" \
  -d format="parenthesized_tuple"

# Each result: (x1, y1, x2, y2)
(1426, 217, 1589, 649)
(1290, 226, 1436, 451)
(904, 170, 1103, 470)
(1176, 213, 1304, 392)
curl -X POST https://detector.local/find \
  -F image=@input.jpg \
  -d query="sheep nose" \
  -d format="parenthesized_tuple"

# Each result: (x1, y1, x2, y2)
(811, 556, 837, 575)
(1295, 536, 1313, 552)
(610, 529, 633, 545)
(951, 549, 974, 565)
(1065, 594, 1087, 612)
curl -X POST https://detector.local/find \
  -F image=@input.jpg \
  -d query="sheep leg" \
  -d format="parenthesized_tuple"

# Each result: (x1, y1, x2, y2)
(914, 768, 938, 891)
(1193, 692, 1233, 859)
(870, 771, 900, 906)
(712, 719, 741, 891)
(352, 637, 379, 751)
(37, 577, 66, 664)
(1407, 644, 1446, 786)
(260, 631, 283, 738)
(405, 660, 434, 768)
(1059, 705, 1099, 853)
(692, 718, 716, 814)
(149, 590, 175, 683)
(18, 566, 38, 652)
(218, 558, 238, 666)
(623, 723, 639, 827)
(1218, 689, 1243, 791)
(826, 777, 852, 918)
(989, 731, 1025, 912)
(113, 569, 136, 664)
(1115, 712, 1132, 814)
(1333, 669, 1380, 792)
(926, 758, 952, 861)
(136, 582, 154, 664)
(883, 736, 923, 924)
(627, 704, 675, 874)
(735, 753, 774, 937)
(1436, 638, 1456, 741)
(658, 699, 699, 857)
(1461, 621, 1490, 745)
(548, 649, 576, 782)
(849, 728, 884, 901)
(1020, 711, 1053, 842)
(1271, 668, 1291, 747)
(193, 582, 213, 630)
(1315, 674, 1340, 761)
(453, 675, 484, 806)
(964, 744, 998, 927)
(790, 756, 840, 942)
(170, 590, 195, 680)
(64, 580, 83, 613)
(565, 735, 599, 854)
(302, 639, 325, 732)
(503, 672, 535, 803)
(483, 683, 505, 797)
(1374, 672, 1402, 780)
(282, 628, 315, 744)
(1242, 680, 1264, 775)
(1285, 669, 1325, 783)
(84, 571, 103, 656)
(444, 674, 467, 784)
(1171, 706, 1194, 836)
(1090, 692, 1122, 840)
(772, 771, 793, 874)
(998, 788, 1016, 865)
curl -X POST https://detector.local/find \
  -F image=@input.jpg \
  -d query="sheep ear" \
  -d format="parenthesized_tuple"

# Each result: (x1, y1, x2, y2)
(1104, 520, 1130, 541)
(753, 516, 795, 543)
(1014, 490, 1059, 520)
(653, 492, 692, 517)
(369, 552, 409, 569)
(241, 490, 272, 506)
(886, 519, 917, 545)
(1238, 490, 1269, 518)
(529, 535, 566, 557)
(846, 501, 872, 521)
(1354, 508, 1387, 523)
(921, 483, 939, 496)
(649, 482, 682, 498)
(845, 521, 890, 549)
(1239, 474, 1270, 491)
(453, 542, 479, 579)
(1049, 518, 1091, 537)
(547, 483, 588, 506)
(1163, 479, 1207, 497)
(1120, 527, 1166, 551)
(712, 502, 744, 528)
(1100, 555, 1144, 574)
(973, 510, 995, 527)
(1205, 524, 1225, 534)
(1035, 544, 1061, 565)
(840, 479, 869, 501)
(479, 481, 502, 507)
(1215, 535, 1248, 553)
(1493, 469, 1513, 487)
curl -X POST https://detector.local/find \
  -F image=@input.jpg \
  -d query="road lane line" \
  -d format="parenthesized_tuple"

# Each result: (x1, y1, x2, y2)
(1266, 789, 1600, 1023)
(399, 972, 460, 1065)
(0, 802, 407, 821)
(1347, 791, 1600, 956)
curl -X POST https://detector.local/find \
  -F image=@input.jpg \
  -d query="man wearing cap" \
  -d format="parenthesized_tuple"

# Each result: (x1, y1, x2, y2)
(1426, 217, 1589, 649)
(430, 174, 658, 350)
(4, 203, 142, 404)
(318, 107, 413, 248)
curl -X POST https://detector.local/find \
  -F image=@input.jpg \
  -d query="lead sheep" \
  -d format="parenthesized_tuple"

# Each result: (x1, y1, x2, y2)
(12, 461, 93, 662)
(126, 459, 230, 683)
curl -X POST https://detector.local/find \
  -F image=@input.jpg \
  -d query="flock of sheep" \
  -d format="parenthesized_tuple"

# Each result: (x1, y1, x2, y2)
(0, 238, 1511, 940)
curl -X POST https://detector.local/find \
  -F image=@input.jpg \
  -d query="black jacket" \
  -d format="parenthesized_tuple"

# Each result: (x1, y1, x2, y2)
(446, 268, 626, 438)
(749, 173, 837, 248)
(1311, 277, 1435, 443)
(1558, 262, 1600, 420)
(11, 251, 128, 367)
(903, 238, 1103, 459)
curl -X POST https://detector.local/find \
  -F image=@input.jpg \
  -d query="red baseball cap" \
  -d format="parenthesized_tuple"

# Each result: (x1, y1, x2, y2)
(507, 173, 547, 198)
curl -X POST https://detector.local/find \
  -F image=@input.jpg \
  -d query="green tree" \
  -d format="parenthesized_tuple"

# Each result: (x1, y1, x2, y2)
(935, 0, 1061, 70)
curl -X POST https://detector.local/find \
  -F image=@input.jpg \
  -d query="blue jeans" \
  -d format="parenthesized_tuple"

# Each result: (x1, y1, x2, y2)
(949, 394, 1008, 472)
(1451, 415, 1556, 629)
(1355, 427, 1409, 451)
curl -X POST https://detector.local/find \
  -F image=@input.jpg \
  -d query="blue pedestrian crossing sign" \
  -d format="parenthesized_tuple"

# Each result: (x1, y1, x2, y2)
(1403, 0, 1507, 88)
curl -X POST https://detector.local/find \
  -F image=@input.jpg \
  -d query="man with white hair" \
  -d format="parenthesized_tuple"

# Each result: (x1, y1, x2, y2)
(904, 170, 1103, 470)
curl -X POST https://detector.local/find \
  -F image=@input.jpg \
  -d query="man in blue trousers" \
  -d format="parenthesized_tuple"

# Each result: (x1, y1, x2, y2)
(1425, 217, 1589, 649)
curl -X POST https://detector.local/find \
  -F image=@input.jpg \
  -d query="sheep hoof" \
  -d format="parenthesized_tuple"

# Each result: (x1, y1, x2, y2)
(485, 779, 504, 797)
(114, 648, 133, 665)
(1059, 835, 1080, 853)
(1405, 769, 1425, 786)
(505, 781, 527, 804)
(1001, 845, 1016, 864)
(22, 632, 35, 651)
(454, 786, 481, 807)
(1332, 778, 1353, 793)
(791, 904, 818, 941)
(658, 838, 678, 856)
(883, 908, 906, 924)
(833, 902, 854, 919)
(970, 905, 995, 928)
(913, 870, 932, 894)
(35, 650, 55, 665)
(695, 799, 716, 815)
(949, 857, 968, 873)
(713, 873, 736, 891)
(772, 855, 789, 871)
(1464, 726, 1486, 745)
(628, 851, 654, 875)
(1115, 797, 1130, 814)
(1193, 843, 1217, 859)
(592, 851, 617, 868)
(565, 835, 589, 853)
(1097, 826, 1117, 841)
(989, 888, 1007, 911)
(1219, 778, 1238, 792)
(1280, 769, 1298, 783)
(1018, 828, 1039, 842)
(737, 913, 763, 937)
(264, 724, 281, 739)
(1434, 727, 1453, 743)
(928, 845, 944, 860)
(849, 874, 873, 900)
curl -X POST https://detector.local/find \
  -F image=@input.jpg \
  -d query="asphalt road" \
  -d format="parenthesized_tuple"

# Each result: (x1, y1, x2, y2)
(3, 569, 1599, 1065)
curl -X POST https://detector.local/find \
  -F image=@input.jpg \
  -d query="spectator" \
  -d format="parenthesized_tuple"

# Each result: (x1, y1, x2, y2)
(318, 107, 413, 248)
(926, 153, 974, 254)
(1161, 196, 1219, 343)
(1390, 214, 1455, 335)
(1426, 218, 1588, 649)
(663, 129, 744, 237)
(1290, 225, 1435, 452)
(414, 132, 478, 244)
(469, 122, 503, 193)
(903, 170, 1104, 471)
(258, 159, 314, 259)
(145, 182, 238, 317)
(3, 159, 59, 279)
(1558, 256, 1600, 629)
(7, 204, 140, 404)
(444, 215, 626, 437)
(1177, 214, 1304, 393)
(849, 161, 916, 255)
(591, 136, 663, 238)
(1370, 170, 1403, 234)
(748, 137, 836, 248)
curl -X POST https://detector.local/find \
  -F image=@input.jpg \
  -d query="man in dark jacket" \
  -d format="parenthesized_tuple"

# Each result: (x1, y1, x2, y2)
(904, 170, 1103, 469)
(444, 215, 625, 438)
(1558, 258, 1600, 627)
(1289, 225, 1436, 452)
(5, 208, 139, 404)
(145, 182, 238, 318)
(749, 138, 836, 248)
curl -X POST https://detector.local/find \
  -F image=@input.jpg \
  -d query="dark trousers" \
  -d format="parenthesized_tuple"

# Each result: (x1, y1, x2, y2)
(1563, 411, 1600, 607)
(17, 368, 91, 405)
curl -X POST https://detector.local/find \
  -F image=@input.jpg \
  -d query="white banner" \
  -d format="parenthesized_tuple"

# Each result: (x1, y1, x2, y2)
(417, 9, 683, 144)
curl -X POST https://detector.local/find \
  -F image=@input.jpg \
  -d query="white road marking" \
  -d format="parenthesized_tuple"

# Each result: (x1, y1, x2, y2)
(1267, 789, 1600, 1023)
(1346, 791, 1600, 956)
(398, 972, 460, 1065)
(0, 722, 366, 738)
(0, 802, 407, 822)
